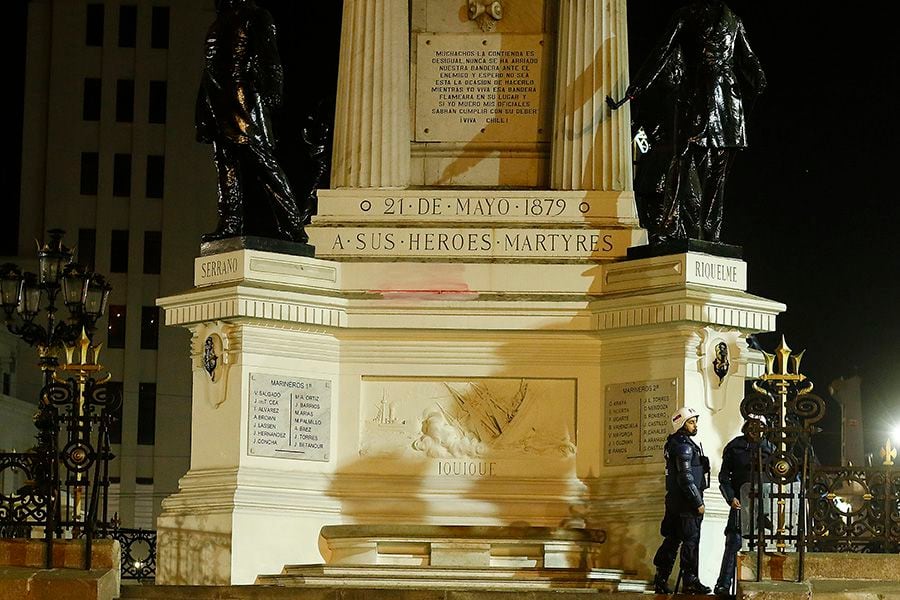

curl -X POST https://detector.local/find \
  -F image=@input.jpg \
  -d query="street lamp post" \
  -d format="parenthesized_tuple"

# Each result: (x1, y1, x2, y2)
(0, 229, 111, 376)
(0, 228, 113, 567)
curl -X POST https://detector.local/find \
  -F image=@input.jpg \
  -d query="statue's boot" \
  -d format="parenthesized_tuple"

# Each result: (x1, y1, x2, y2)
(293, 228, 309, 244)
(201, 218, 243, 243)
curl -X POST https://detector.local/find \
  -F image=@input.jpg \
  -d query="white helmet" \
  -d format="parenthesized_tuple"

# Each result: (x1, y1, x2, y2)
(671, 407, 700, 432)
(747, 413, 767, 426)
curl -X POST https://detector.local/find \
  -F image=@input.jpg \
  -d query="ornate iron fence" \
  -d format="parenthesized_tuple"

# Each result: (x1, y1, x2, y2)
(102, 526, 157, 581)
(0, 451, 52, 539)
(808, 464, 900, 553)
(738, 339, 900, 583)
(740, 339, 825, 581)
(0, 362, 120, 569)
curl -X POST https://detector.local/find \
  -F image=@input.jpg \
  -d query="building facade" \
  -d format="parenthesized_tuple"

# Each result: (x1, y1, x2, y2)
(14, 0, 217, 527)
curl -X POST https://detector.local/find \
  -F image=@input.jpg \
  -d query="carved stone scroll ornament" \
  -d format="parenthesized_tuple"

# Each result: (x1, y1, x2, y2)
(192, 321, 235, 408)
(468, 0, 503, 32)
(696, 328, 745, 412)
(712, 341, 730, 383)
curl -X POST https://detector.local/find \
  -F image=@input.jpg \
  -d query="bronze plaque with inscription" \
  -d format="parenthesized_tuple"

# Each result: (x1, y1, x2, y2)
(604, 379, 678, 466)
(415, 33, 548, 143)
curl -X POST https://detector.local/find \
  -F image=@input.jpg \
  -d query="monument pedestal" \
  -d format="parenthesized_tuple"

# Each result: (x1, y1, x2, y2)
(157, 0, 782, 587)
(156, 233, 783, 584)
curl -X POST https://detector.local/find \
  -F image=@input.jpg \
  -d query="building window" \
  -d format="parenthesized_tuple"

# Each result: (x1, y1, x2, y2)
(113, 154, 131, 197)
(148, 81, 167, 124)
(80, 152, 99, 195)
(140, 307, 159, 350)
(83, 78, 101, 121)
(137, 383, 156, 445)
(146, 155, 164, 198)
(2, 373, 10, 396)
(118, 5, 137, 48)
(77, 228, 97, 270)
(86, 4, 104, 47)
(107, 381, 123, 444)
(150, 7, 170, 49)
(110, 230, 129, 273)
(107, 306, 127, 349)
(115, 79, 134, 122)
(143, 231, 162, 274)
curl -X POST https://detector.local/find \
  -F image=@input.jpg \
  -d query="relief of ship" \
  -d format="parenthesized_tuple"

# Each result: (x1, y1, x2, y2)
(373, 393, 406, 428)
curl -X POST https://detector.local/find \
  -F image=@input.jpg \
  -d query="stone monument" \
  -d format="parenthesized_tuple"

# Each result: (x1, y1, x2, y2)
(156, 0, 784, 587)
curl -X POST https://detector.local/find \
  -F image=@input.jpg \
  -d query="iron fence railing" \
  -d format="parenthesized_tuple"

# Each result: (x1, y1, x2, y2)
(807, 464, 900, 553)
(101, 526, 157, 581)
(0, 451, 52, 537)
(0, 375, 119, 569)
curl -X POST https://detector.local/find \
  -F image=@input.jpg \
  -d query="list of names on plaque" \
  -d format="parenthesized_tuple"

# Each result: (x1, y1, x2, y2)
(604, 379, 678, 466)
(248, 373, 332, 462)
(416, 33, 547, 143)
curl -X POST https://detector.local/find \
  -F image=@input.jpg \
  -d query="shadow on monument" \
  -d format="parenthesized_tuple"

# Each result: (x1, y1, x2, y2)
(311, 256, 663, 585)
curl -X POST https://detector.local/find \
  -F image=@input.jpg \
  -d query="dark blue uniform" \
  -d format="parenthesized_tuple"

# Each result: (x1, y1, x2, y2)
(715, 433, 772, 595)
(653, 431, 710, 592)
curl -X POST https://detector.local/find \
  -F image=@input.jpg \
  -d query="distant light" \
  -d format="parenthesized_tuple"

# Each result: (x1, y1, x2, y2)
(891, 423, 900, 445)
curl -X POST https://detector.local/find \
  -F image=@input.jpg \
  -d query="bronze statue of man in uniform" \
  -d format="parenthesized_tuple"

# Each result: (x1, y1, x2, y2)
(196, 0, 308, 244)
(609, 0, 766, 244)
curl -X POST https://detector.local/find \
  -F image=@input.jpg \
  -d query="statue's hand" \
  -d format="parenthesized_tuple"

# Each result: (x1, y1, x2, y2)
(606, 85, 639, 111)
(605, 95, 623, 111)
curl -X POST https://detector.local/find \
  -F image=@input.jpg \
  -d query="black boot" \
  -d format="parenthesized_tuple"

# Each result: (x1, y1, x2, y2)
(714, 583, 732, 597)
(682, 578, 712, 594)
(654, 572, 672, 594)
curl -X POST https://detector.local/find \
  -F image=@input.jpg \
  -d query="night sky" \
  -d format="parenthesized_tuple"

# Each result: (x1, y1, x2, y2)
(2, 1, 897, 458)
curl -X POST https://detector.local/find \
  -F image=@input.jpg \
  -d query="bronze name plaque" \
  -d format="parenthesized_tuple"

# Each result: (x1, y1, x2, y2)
(604, 379, 678, 466)
(247, 373, 332, 462)
(415, 33, 548, 143)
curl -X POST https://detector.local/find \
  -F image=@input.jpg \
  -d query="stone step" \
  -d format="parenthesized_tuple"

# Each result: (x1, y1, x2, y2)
(120, 587, 669, 600)
(258, 563, 647, 592)
(740, 552, 900, 582)
(739, 579, 900, 600)
(809, 578, 900, 600)
(0, 565, 119, 600)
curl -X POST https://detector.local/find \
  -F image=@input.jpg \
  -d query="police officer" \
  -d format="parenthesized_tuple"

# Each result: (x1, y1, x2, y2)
(653, 406, 711, 594)
(714, 415, 771, 597)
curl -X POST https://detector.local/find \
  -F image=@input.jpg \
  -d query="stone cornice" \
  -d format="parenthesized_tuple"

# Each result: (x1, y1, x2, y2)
(159, 282, 783, 337)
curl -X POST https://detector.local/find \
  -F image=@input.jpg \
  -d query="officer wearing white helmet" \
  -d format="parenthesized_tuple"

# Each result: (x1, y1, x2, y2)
(652, 406, 711, 594)
(714, 414, 773, 597)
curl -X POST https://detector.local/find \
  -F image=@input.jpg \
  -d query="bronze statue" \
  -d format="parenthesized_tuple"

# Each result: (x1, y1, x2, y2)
(630, 47, 682, 246)
(609, 0, 765, 244)
(298, 105, 332, 227)
(196, 0, 307, 244)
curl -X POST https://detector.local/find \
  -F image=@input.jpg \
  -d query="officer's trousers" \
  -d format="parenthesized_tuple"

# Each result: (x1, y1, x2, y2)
(653, 509, 703, 584)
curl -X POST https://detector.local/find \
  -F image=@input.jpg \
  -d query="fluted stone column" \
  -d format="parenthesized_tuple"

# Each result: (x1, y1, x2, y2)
(331, 0, 410, 189)
(551, 0, 632, 191)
